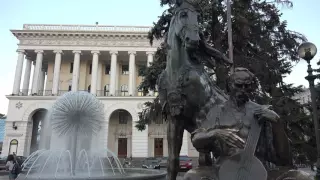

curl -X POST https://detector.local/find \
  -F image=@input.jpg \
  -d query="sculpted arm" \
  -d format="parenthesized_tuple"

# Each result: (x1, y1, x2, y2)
(191, 127, 245, 153)
(254, 105, 280, 123)
(198, 33, 233, 66)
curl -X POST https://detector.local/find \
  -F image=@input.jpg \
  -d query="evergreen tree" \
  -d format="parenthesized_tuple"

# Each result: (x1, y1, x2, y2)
(136, 0, 312, 164)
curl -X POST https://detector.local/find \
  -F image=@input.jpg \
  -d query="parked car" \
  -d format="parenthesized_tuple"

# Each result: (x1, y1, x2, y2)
(159, 157, 168, 168)
(141, 157, 160, 169)
(179, 156, 192, 171)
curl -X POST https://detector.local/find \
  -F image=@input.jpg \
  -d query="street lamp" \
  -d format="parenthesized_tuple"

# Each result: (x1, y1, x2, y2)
(298, 42, 319, 179)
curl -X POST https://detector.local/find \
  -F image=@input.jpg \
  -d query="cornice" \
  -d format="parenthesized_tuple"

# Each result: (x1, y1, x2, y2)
(11, 30, 150, 40)
(18, 38, 162, 48)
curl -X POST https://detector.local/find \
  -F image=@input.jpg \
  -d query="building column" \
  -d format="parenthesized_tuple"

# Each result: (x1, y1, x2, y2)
(38, 69, 46, 95)
(22, 57, 32, 95)
(115, 62, 120, 94)
(97, 62, 102, 96)
(180, 130, 189, 156)
(31, 50, 44, 94)
(163, 136, 168, 156)
(72, 51, 81, 92)
(52, 50, 63, 95)
(128, 51, 136, 96)
(12, 50, 25, 95)
(146, 52, 155, 96)
(146, 51, 154, 67)
(90, 51, 100, 95)
(31, 61, 36, 92)
(109, 51, 118, 96)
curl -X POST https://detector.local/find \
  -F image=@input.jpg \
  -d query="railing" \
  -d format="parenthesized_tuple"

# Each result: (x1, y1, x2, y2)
(11, 89, 157, 97)
(22, 24, 152, 32)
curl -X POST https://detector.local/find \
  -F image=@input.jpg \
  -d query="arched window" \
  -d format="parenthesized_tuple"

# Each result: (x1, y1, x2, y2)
(120, 85, 128, 96)
(9, 139, 18, 155)
(104, 84, 110, 96)
(88, 85, 91, 92)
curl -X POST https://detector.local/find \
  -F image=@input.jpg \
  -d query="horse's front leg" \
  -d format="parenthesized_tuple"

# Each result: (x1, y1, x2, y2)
(167, 116, 184, 180)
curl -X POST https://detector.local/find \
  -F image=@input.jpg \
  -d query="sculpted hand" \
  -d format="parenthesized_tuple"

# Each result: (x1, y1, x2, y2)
(211, 129, 245, 149)
(254, 107, 279, 123)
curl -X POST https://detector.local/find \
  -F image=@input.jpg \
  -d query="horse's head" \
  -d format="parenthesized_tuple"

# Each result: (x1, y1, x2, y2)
(170, 0, 200, 50)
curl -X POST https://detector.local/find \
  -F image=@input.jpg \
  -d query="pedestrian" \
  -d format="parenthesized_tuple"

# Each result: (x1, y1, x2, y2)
(6, 154, 17, 180)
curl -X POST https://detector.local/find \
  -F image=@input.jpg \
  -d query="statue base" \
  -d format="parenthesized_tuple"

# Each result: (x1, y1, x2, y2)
(183, 166, 218, 180)
(183, 166, 313, 180)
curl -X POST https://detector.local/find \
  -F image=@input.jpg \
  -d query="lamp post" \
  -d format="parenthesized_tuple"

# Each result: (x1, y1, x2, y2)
(298, 42, 320, 178)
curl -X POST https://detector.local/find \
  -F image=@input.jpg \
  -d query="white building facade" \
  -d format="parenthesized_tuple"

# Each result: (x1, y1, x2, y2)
(3, 24, 198, 158)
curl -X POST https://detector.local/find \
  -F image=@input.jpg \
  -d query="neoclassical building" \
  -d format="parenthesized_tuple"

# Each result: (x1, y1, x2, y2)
(3, 24, 198, 158)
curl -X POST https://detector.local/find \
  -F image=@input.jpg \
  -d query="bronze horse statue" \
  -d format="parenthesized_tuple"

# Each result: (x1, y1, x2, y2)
(157, 0, 232, 179)
(157, 1, 312, 180)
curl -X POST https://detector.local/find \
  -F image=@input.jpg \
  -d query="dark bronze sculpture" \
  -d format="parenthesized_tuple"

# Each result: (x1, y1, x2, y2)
(157, 0, 313, 179)
(184, 68, 312, 180)
(157, 0, 231, 179)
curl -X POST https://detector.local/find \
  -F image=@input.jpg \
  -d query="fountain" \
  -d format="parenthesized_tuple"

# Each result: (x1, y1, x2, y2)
(18, 91, 166, 180)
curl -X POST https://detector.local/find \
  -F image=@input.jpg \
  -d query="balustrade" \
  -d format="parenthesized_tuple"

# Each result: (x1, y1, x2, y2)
(15, 89, 156, 97)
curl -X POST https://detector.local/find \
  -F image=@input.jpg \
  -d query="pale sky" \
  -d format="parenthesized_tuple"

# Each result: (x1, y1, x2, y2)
(0, 0, 319, 114)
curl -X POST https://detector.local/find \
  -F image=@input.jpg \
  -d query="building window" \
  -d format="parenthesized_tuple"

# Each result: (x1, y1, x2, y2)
(88, 85, 91, 92)
(120, 85, 128, 96)
(104, 85, 109, 96)
(89, 64, 92, 74)
(70, 63, 73, 73)
(105, 65, 111, 75)
(68, 85, 72, 91)
(122, 65, 129, 75)
(137, 87, 144, 97)
(119, 110, 128, 124)
(9, 139, 18, 155)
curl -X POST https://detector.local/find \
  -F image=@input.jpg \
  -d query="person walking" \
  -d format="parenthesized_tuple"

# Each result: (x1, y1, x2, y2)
(6, 154, 17, 180)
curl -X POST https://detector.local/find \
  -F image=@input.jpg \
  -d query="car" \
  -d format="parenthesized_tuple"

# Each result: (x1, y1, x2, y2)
(179, 156, 192, 171)
(141, 157, 161, 169)
(159, 157, 168, 168)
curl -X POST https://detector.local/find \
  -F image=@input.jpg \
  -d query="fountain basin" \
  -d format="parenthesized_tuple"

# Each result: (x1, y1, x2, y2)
(17, 168, 167, 180)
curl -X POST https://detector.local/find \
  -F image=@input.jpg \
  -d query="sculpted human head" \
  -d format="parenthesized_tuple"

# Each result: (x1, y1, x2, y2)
(227, 67, 257, 104)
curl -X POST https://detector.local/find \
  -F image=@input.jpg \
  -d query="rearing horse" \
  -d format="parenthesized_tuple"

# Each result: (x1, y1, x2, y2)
(157, 0, 232, 179)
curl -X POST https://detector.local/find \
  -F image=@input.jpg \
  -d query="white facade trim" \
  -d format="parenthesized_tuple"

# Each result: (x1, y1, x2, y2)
(17, 45, 158, 52)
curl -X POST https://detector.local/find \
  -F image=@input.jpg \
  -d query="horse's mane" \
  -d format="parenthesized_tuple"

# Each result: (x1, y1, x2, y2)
(167, 14, 178, 51)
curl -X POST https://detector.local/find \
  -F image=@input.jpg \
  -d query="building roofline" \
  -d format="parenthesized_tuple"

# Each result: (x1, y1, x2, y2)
(11, 24, 152, 33)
